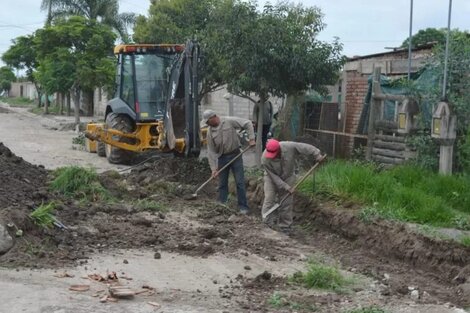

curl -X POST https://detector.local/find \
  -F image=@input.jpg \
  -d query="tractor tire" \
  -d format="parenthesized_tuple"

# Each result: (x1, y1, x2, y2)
(97, 141, 106, 157)
(104, 112, 135, 164)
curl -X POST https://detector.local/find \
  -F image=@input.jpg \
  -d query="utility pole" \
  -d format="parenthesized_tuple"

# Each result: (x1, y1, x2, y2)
(407, 0, 413, 80)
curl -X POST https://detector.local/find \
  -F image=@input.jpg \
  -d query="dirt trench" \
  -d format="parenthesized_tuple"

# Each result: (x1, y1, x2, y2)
(1, 142, 470, 311)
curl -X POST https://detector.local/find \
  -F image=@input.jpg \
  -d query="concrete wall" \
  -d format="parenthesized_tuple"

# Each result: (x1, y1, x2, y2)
(9, 82, 37, 100)
(93, 88, 108, 118)
(201, 87, 282, 120)
(93, 85, 283, 122)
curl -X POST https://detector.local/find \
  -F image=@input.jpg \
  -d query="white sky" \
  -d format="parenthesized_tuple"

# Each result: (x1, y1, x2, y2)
(1, 0, 470, 68)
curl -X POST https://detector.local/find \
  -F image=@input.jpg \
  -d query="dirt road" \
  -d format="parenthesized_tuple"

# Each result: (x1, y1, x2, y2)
(0, 102, 125, 172)
(0, 103, 469, 313)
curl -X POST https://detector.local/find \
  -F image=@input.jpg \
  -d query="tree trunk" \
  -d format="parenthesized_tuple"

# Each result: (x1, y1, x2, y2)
(59, 93, 64, 115)
(277, 94, 305, 141)
(66, 92, 71, 116)
(44, 93, 50, 114)
(255, 97, 267, 167)
(82, 89, 94, 116)
(73, 88, 81, 132)
(34, 83, 42, 107)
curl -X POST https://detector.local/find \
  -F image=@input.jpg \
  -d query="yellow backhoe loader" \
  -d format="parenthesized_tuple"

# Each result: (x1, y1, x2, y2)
(85, 40, 202, 164)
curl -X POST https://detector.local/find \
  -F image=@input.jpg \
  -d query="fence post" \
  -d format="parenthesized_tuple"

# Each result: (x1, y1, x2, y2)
(366, 67, 381, 160)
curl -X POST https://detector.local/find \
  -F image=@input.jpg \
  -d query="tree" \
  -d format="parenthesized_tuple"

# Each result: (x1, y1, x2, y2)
(34, 16, 116, 125)
(133, 0, 223, 95)
(401, 27, 446, 48)
(41, 0, 136, 42)
(406, 29, 470, 173)
(206, 1, 344, 161)
(134, 0, 345, 162)
(2, 35, 44, 106)
(0, 66, 15, 96)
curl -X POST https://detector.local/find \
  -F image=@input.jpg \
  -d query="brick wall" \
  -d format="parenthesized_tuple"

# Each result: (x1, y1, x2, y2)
(344, 71, 369, 134)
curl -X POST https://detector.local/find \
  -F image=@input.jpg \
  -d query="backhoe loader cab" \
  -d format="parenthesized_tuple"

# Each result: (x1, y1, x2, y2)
(85, 41, 201, 164)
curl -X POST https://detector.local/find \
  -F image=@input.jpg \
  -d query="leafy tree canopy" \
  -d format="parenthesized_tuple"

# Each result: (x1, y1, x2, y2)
(0, 66, 15, 92)
(2, 35, 38, 83)
(134, 0, 345, 100)
(41, 0, 136, 42)
(401, 27, 446, 48)
(34, 16, 116, 94)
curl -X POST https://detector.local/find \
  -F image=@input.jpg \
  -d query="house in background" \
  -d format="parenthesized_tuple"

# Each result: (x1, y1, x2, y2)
(306, 43, 435, 158)
(9, 82, 37, 100)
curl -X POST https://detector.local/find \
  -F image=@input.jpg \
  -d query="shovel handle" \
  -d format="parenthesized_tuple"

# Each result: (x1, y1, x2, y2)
(194, 145, 253, 194)
(279, 154, 327, 205)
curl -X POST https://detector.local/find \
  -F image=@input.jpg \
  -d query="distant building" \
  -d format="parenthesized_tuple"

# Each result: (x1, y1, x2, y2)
(9, 82, 37, 100)
(306, 43, 435, 158)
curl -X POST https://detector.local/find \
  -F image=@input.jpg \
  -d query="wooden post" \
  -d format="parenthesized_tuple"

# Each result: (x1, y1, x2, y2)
(366, 67, 381, 160)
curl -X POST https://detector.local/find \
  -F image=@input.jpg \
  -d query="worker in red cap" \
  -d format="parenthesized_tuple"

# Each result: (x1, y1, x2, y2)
(261, 139, 323, 234)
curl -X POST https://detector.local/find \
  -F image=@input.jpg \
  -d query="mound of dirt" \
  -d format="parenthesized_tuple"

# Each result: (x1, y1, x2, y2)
(0, 142, 49, 209)
(127, 156, 211, 186)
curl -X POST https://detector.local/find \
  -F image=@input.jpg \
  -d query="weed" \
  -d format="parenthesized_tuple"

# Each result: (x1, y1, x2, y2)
(50, 166, 109, 201)
(72, 133, 86, 146)
(290, 259, 350, 292)
(344, 306, 386, 313)
(245, 167, 264, 178)
(460, 236, 470, 247)
(358, 206, 380, 223)
(30, 202, 56, 229)
(268, 292, 285, 308)
(134, 199, 167, 213)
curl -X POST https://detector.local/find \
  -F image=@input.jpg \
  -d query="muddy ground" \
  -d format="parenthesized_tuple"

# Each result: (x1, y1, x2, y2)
(0, 105, 470, 312)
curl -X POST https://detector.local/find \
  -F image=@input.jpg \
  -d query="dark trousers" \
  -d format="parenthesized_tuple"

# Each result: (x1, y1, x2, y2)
(261, 124, 271, 151)
(217, 152, 249, 211)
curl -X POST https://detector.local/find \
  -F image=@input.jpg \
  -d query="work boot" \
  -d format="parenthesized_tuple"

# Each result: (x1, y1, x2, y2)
(239, 208, 249, 215)
(279, 227, 292, 236)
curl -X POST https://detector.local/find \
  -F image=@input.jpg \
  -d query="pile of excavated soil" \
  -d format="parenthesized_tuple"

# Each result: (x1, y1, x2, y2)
(127, 156, 212, 186)
(0, 142, 49, 209)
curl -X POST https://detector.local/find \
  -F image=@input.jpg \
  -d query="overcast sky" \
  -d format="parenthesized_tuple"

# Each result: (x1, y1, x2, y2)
(1, 0, 470, 68)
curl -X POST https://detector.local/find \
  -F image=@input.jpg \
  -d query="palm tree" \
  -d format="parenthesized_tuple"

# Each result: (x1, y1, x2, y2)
(40, 0, 136, 42)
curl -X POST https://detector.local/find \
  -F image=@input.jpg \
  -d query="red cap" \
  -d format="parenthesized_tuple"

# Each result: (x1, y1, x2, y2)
(265, 139, 280, 159)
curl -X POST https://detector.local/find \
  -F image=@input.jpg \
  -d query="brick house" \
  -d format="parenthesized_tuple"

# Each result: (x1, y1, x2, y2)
(308, 43, 435, 157)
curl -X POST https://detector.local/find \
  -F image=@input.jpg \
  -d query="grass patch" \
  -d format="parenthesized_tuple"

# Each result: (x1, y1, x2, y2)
(290, 259, 352, 292)
(300, 160, 470, 230)
(344, 307, 386, 313)
(460, 236, 470, 247)
(30, 202, 56, 229)
(29, 104, 62, 115)
(133, 199, 168, 213)
(1, 96, 35, 107)
(50, 166, 109, 201)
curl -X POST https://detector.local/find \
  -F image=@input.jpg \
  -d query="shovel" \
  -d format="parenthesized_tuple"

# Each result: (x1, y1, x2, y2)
(184, 145, 253, 200)
(262, 155, 326, 219)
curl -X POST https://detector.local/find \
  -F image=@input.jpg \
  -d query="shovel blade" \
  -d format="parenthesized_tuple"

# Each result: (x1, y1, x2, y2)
(262, 203, 280, 219)
(183, 193, 198, 200)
